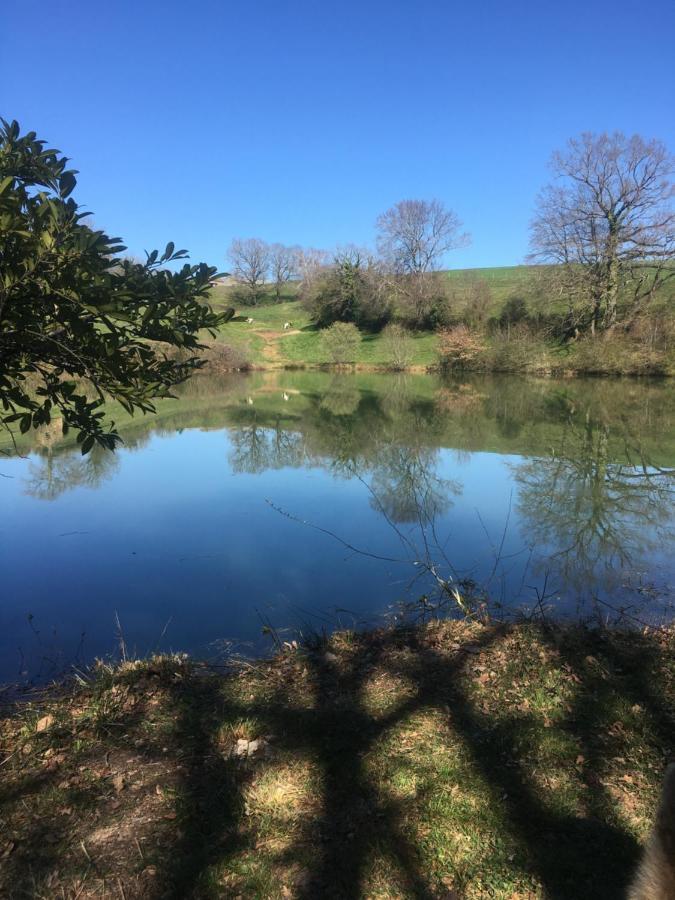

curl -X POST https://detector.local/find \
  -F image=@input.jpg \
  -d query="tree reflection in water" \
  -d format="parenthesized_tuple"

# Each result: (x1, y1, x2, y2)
(368, 445, 459, 525)
(229, 416, 308, 474)
(25, 444, 120, 501)
(12, 373, 675, 623)
(512, 398, 675, 608)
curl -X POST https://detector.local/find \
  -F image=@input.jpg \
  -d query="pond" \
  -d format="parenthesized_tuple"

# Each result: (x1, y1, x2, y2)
(1, 371, 674, 684)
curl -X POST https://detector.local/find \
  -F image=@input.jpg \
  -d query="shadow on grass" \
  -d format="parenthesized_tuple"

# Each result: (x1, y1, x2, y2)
(0, 687, 169, 896)
(2, 624, 671, 898)
(379, 628, 643, 899)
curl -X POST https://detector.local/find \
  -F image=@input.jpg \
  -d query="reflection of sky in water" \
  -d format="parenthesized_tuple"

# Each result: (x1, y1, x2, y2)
(1, 376, 674, 683)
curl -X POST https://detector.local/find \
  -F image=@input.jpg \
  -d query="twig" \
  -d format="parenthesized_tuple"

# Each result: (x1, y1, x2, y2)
(134, 837, 145, 862)
(114, 610, 127, 663)
(80, 840, 93, 864)
(266, 499, 405, 563)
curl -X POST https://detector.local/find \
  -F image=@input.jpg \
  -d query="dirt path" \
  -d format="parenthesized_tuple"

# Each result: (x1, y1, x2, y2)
(257, 329, 302, 366)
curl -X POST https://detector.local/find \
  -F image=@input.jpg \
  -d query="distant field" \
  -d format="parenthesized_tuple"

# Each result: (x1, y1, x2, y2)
(444, 265, 545, 302)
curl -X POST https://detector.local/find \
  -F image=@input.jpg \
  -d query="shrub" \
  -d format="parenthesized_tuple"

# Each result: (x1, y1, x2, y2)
(302, 250, 392, 331)
(320, 322, 361, 364)
(498, 297, 530, 332)
(438, 326, 486, 370)
(459, 276, 493, 330)
(381, 323, 414, 369)
(398, 272, 452, 330)
(486, 326, 552, 373)
(196, 340, 250, 372)
(568, 333, 669, 376)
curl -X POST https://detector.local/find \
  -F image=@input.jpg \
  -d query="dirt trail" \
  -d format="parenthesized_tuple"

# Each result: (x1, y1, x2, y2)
(257, 329, 302, 365)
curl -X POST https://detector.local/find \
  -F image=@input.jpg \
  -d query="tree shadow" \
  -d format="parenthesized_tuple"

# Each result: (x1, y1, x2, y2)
(379, 630, 642, 898)
(295, 632, 455, 899)
(157, 675, 253, 899)
(3, 624, 669, 898)
(0, 690, 171, 897)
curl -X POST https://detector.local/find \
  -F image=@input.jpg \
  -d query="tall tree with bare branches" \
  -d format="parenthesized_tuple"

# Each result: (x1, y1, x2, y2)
(529, 133, 674, 334)
(296, 247, 330, 287)
(376, 199, 469, 275)
(227, 237, 270, 305)
(375, 199, 469, 328)
(268, 243, 299, 302)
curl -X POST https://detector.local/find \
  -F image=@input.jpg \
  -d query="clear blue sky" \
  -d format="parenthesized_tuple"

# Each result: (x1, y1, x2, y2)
(3, 0, 674, 269)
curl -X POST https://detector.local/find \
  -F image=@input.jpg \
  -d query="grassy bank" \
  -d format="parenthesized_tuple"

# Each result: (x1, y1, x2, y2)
(1, 620, 673, 898)
(207, 267, 675, 376)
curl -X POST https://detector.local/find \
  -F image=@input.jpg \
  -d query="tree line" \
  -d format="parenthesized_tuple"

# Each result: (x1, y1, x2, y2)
(227, 132, 674, 341)
(227, 198, 471, 330)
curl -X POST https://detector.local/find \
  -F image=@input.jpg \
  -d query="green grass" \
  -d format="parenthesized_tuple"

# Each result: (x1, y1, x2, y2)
(206, 268, 535, 369)
(444, 264, 546, 305)
(206, 295, 441, 368)
(1, 621, 673, 898)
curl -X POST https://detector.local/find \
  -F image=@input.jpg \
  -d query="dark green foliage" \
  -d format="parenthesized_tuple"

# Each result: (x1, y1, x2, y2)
(303, 251, 392, 331)
(498, 297, 529, 328)
(0, 120, 232, 451)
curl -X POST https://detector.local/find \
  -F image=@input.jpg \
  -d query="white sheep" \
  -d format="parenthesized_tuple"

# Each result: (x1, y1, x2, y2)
(246, 396, 254, 405)
(282, 392, 290, 401)
(246, 317, 254, 324)
(283, 321, 292, 330)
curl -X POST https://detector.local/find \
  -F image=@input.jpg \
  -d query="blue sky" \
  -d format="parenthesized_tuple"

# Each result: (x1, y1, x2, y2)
(3, 0, 674, 269)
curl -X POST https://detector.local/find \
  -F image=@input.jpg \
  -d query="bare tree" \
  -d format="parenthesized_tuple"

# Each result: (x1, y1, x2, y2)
(268, 243, 300, 302)
(529, 133, 675, 334)
(376, 199, 469, 275)
(227, 238, 270, 305)
(375, 199, 469, 329)
(296, 246, 331, 287)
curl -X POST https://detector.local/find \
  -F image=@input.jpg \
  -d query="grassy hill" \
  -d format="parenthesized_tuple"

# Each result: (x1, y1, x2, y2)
(444, 264, 545, 303)
(206, 265, 674, 374)
(207, 266, 543, 369)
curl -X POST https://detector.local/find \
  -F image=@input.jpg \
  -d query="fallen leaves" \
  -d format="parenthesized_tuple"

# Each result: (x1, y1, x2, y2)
(35, 714, 55, 733)
(112, 774, 126, 793)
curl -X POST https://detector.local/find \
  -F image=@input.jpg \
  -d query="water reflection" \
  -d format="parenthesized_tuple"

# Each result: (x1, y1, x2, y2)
(229, 418, 308, 474)
(25, 444, 120, 501)
(368, 446, 458, 525)
(512, 394, 675, 601)
(3, 372, 674, 681)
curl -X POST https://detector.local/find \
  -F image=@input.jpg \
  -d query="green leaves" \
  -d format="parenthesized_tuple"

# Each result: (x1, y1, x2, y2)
(58, 171, 76, 198)
(80, 434, 96, 455)
(0, 121, 228, 454)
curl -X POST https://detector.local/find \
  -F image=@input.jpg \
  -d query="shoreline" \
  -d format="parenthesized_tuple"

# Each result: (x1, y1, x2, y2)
(223, 359, 674, 377)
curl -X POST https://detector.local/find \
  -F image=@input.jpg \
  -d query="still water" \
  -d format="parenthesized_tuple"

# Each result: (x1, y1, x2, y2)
(1, 372, 674, 683)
